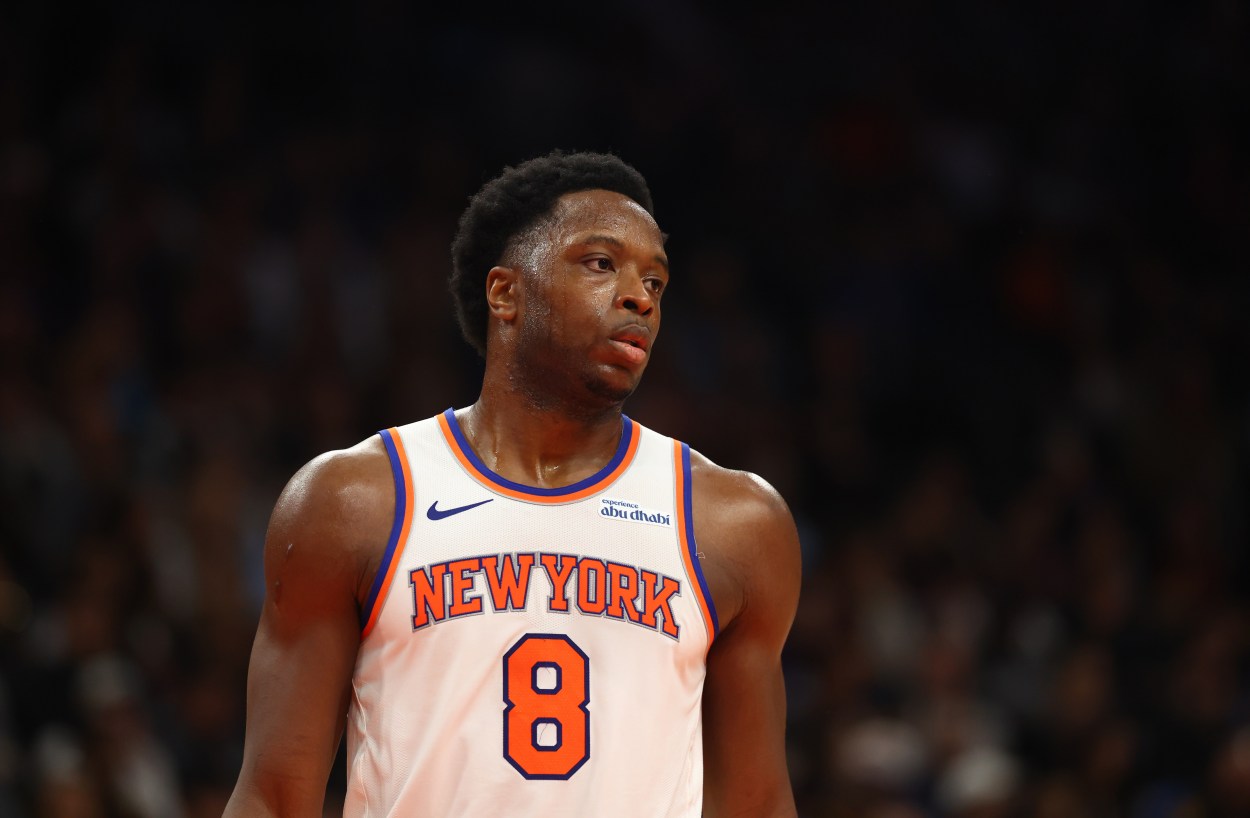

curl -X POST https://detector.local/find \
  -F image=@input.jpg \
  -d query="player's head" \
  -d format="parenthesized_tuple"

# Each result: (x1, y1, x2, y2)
(450, 150, 655, 357)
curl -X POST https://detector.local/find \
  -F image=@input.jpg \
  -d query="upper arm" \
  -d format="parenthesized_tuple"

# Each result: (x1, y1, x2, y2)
(225, 438, 393, 818)
(692, 456, 801, 818)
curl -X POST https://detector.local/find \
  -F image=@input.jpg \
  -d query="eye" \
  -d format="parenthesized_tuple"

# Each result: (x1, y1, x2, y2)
(586, 256, 615, 272)
(645, 277, 666, 295)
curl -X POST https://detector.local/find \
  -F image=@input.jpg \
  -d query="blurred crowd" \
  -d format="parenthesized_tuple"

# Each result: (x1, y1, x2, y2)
(1, 2, 1248, 816)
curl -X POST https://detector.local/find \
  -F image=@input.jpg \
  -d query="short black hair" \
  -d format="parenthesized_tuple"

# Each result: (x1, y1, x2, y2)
(450, 150, 655, 356)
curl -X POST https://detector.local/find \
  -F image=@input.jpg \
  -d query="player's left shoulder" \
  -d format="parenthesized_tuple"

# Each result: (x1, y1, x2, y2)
(687, 448, 801, 630)
(688, 449, 795, 537)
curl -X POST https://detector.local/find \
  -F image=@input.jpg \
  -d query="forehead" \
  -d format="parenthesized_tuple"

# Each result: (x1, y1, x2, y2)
(546, 189, 664, 245)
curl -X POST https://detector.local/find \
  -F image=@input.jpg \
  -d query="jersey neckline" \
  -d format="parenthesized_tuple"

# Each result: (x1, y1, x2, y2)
(437, 408, 640, 503)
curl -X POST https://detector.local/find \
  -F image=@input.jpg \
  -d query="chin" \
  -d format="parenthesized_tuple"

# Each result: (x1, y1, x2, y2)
(582, 372, 639, 406)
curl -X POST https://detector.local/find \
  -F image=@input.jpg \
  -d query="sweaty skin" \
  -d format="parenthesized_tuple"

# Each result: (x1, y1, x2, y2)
(225, 189, 801, 818)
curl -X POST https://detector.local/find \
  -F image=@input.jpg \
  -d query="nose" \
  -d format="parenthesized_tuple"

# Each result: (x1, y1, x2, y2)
(615, 268, 655, 317)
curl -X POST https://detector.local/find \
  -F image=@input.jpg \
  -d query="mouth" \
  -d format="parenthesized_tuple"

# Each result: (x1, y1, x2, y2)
(609, 327, 650, 353)
(607, 327, 651, 365)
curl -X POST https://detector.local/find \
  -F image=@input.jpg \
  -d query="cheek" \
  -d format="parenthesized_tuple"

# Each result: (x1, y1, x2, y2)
(553, 282, 609, 340)
(520, 282, 578, 349)
(518, 276, 557, 337)
(546, 285, 574, 341)
(521, 272, 615, 349)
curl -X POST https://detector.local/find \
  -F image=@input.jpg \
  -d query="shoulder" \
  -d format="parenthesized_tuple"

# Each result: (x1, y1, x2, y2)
(686, 448, 801, 633)
(270, 435, 393, 536)
(265, 434, 396, 604)
(688, 448, 793, 530)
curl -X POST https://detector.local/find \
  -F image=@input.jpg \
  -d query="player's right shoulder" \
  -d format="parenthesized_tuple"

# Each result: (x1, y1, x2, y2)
(273, 435, 393, 530)
(264, 435, 396, 596)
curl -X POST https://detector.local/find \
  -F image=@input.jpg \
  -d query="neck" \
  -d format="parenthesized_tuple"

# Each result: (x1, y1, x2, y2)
(460, 364, 626, 489)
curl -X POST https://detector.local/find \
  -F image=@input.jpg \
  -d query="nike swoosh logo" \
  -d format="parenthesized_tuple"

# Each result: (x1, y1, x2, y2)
(426, 498, 494, 520)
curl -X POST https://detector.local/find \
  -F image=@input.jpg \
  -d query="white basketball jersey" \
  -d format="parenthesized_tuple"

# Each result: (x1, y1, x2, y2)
(343, 409, 719, 818)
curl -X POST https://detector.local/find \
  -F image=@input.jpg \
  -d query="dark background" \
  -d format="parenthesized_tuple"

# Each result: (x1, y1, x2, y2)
(2, 2, 1248, 816)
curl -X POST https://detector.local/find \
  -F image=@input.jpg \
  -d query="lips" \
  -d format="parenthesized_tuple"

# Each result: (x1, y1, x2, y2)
(609, 327, 650, 353)
(608, 326, 651, 365)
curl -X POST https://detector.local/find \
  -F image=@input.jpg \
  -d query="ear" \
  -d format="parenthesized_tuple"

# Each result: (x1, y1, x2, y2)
(485, 265, 519, 322)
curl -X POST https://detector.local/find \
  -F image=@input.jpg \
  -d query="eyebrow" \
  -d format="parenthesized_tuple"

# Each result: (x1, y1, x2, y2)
(579, 234, 670, 273)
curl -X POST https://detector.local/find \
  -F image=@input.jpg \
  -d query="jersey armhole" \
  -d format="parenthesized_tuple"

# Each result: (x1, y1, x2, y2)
(360, 427, 415, 638)
(673, 440, 720, 647)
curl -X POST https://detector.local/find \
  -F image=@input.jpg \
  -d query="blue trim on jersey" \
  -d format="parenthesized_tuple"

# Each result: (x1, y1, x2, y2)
(442, 408, 636, 497)
(682, 442, 720, 637)
(360, 428, 408, 630)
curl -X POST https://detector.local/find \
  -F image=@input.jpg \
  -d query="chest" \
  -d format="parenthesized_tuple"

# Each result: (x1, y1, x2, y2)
(362, 415, 720, 649)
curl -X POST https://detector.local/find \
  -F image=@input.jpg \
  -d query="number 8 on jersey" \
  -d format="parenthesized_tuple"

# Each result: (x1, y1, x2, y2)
(503, 633, 591, 779)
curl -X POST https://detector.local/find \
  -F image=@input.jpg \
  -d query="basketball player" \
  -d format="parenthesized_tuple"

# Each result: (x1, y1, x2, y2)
(225, 151, 801, 817)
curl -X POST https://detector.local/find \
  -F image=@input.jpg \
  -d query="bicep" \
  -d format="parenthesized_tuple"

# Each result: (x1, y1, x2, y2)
(703, 625, 795, 818)
(227, 451, 387, 816)
(696, 464, 802, 817)
(232, 585, 360, 814)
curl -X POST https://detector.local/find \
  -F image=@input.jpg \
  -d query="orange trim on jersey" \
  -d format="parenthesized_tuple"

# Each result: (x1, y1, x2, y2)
(361, 428, 415, 639)
(436, 410, 640, 504)
(673, 440, 718, 648)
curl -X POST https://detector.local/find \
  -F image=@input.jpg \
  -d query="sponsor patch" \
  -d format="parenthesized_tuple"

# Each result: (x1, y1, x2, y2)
(599, 497, 672, 527)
